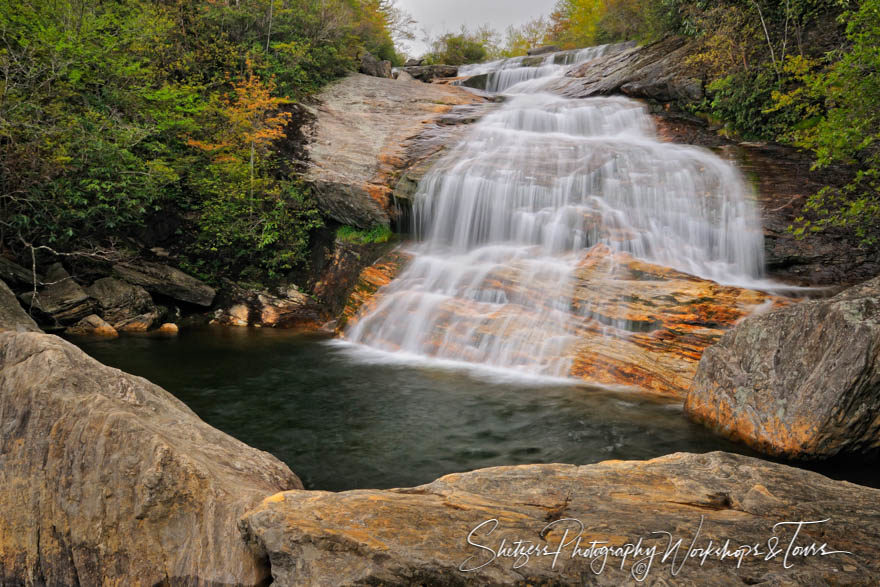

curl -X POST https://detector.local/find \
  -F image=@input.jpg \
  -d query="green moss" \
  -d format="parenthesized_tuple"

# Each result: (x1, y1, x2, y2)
(336, 224, 395, 245)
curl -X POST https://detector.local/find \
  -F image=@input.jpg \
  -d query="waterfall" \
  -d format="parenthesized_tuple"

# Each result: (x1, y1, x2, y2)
(343, 45, 767, 379)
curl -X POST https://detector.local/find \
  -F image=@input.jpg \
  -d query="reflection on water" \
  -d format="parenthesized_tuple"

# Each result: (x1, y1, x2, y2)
(72, 327, 760, 491)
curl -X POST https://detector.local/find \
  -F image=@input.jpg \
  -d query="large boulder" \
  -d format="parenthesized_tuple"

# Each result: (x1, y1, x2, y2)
(0, 256, 37, 289)
(112, 260, 216, 307)
(398, 64, 459, 83)
(241, 451, 880, 585)
(0, 331, 301, 585)
(86, 276, 160, 331)
(304, 73, 485, 228)
(17, 263, 94, 325)
(0, 279, 40, 333)
(359, 51, 392, 78)
(685, 276, 880, 459)
(559, 37, 704, 102)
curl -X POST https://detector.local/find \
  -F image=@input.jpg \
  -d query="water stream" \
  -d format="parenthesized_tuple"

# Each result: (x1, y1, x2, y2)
(345, 45, 767, 379)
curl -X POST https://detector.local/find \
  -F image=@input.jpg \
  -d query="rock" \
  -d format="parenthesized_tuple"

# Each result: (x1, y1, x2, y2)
(17, 263, 94, 325)
(686, 275, 880, 459)
(112, 261, 216, 307)
(342, 245, 789, 397)
(458, 72, 490, 90)
(65, 314, 118, 337)
(394, 69, 417, 82)
(157, 322, 179, 334)
(359, 51, 392, 78)
(560, 37, 705, 103)
(241, 451, 880, 586)
(0, 256, 38, 288)
(86, 276, 160, 331)
(335, 248, 411, 332)
(304, 73, 485, 228)
(398, 64, 459, 83)
(0, 279, 40, 333)
(527, 44, 560, 56)
(0, 331, 301, 585)
(213, 282, 321, 328)
(404, 57, 424, 67)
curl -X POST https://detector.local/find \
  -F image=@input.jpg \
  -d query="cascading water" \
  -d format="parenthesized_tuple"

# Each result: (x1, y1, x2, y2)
(344, 45, 767, 379)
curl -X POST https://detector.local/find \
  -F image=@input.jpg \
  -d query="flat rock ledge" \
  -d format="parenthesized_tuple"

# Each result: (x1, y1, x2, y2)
(686, 275, 880, 460)
(0, 331, 301, 585)
(241, 452, 879, 586)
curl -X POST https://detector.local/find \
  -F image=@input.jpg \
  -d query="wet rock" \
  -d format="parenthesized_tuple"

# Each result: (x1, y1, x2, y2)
(560, 37, 705, 102)
(336, 248, 411, 332)
(686, 275, 880, 459)
(359, 51, 392, 78)
(241, 451, 880, 586)
(398, 65, 459, 83)
(65, 314, 118, 337)
(305, 73, 485, 228)
(17, 263, 94, 325)
(112, 260, 216, 307)
(341, 245, 789, 397)
(157, 322, 179, 334)
(0, 331, 301, 585)
(213, 282, 321, 328)
(0, 279, 40, 333)
(527, 44, 560, 56)
(86, 277, 160, 331)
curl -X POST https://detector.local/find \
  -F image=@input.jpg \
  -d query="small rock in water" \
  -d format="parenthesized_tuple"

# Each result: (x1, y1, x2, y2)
(157, 322, 178, 334)
(65, 314, 118, 338)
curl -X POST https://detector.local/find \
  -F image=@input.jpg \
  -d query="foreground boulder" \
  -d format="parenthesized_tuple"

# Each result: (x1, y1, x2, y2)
(304, 73, 485, 228)
(241, 451, 879, 585)
(0, 331, 301, 585)
(686, 276, 880, 459)
(0, 279, 40, 333)
(112, 260, 216, 306)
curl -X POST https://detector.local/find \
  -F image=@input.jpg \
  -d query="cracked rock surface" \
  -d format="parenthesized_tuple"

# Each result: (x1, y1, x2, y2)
(241, 451, 880, 585)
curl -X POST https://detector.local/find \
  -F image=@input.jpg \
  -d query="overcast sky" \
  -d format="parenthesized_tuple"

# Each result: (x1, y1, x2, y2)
(394, 0, 559, 57)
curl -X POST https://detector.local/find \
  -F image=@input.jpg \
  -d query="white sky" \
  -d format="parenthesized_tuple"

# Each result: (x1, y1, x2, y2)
(394, 0, 559, 57)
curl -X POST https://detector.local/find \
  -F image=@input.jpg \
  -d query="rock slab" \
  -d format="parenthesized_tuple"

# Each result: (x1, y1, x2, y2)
(112, 261, 216, 307)
(0, 331, 301, 585)
(305, 73, 484, 229)
(686, 275, 880, 459)
(241, 451, 880, 586)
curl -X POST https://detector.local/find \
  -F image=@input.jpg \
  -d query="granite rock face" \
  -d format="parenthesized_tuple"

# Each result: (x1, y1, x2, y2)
(0, 279, 40, 333)
(304, 73, 485, 229)
(241, 451, 880, 586)
(0, 331, 301, 585)
(559, 37, 705, 102)
(112, 260, 216, 307)
(686, 276, 880, 459)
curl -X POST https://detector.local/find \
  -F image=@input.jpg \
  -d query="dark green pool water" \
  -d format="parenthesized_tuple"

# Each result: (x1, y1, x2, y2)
(70, 327, 872, 491)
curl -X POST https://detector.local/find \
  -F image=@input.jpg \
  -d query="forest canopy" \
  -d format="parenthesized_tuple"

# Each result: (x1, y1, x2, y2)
(0, 0, 405, 280)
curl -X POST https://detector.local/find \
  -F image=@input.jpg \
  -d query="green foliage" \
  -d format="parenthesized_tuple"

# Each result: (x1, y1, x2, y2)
(423, 26, 500, 65)
(0, 0, 404, 282)
(336, 224, 394, 244)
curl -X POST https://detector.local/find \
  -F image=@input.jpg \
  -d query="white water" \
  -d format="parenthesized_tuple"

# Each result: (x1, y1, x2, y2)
(344, 45, 767, 378)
